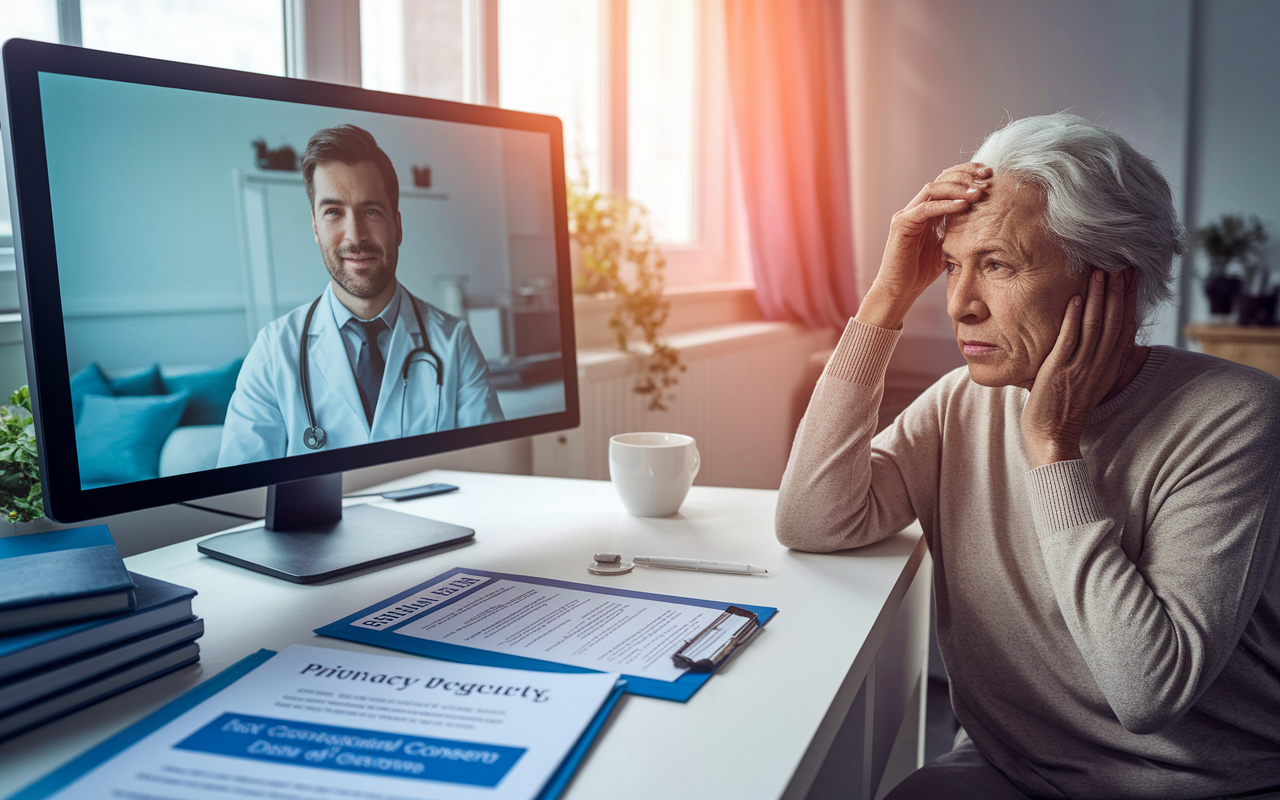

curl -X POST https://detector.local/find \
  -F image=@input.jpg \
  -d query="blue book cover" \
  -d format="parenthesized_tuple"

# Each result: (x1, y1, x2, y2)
(0, 640, 201, 744)
(0, 525, 135, 633)
(0, 616, 204, 714)
(0, 573, 197, 682)
(10, 649, 275, 799)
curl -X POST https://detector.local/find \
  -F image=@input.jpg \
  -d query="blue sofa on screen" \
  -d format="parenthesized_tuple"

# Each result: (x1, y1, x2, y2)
(69, 359, 243, 489)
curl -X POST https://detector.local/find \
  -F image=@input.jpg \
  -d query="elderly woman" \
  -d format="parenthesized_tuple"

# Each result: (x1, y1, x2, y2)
(777, 113, 1280, 799)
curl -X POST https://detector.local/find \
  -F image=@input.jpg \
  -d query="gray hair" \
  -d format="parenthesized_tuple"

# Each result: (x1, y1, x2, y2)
(970, 113, 1187, 331)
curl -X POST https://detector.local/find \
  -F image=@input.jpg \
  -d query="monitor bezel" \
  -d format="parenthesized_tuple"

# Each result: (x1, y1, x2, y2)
(1, 38, 579, 523)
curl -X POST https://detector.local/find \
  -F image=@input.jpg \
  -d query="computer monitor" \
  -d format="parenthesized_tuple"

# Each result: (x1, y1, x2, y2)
(1, 39, 578, 582)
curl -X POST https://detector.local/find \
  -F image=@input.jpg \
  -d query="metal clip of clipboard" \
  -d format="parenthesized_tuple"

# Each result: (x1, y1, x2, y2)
(671, 606, 760, 673)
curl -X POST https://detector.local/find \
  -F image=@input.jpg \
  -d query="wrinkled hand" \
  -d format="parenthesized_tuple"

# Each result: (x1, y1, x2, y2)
(856, 163, 991, 329)
(1022, 268, 1138, 468)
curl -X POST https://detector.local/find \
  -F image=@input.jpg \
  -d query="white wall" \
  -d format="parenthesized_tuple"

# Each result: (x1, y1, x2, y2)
(845, 0, 1194, 395)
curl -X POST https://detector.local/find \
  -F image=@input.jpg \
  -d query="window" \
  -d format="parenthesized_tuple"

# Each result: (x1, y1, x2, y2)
(498, 0, 602, 193)
(79, 0, 285, 75)
(0, 0, 60, 246)
(362, 0, 467, 101)
(0, 1, 58, 45)
(2, 1, 745, 286)
(0, 0, 287, 247)
(0, 0, 285, 73)
(627, 0, 696, 245)
(367, 0, 745, 285)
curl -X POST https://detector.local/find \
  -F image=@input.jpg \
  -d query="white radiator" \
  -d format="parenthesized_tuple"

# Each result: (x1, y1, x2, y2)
(532, 322, 836, 489)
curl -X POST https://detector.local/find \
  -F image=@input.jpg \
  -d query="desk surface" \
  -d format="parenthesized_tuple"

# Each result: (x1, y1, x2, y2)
(0, 470, 925, 800)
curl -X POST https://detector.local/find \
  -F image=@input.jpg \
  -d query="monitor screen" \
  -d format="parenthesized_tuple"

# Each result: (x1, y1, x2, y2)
(2, 40, 577, 578)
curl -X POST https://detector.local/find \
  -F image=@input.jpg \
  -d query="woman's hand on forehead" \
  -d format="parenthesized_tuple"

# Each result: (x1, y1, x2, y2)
(856, 162, 992, 330)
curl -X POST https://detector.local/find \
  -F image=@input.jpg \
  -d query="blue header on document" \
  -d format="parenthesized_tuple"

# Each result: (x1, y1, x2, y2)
(177, 713, 525, 787)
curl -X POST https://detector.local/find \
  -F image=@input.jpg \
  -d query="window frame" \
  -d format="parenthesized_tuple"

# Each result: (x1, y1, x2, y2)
(487, 0, 744, 288)
(6, 0, 747, 288)
(598, 0, 744, 287)
(652, 0, 746, 287)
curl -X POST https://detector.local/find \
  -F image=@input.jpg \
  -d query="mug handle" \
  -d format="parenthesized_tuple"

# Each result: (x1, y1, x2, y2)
(691, 446, 701, 479)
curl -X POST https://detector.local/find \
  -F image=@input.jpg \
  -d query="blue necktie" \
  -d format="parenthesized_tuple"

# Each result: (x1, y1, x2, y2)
(349, 318, 387, 425)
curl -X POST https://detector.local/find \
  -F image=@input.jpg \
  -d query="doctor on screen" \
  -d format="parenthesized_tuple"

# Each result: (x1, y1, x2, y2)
(218, 124, 503, 466)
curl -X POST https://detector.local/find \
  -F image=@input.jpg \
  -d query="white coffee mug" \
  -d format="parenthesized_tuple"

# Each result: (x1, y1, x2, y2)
(609, 432, 701, 517)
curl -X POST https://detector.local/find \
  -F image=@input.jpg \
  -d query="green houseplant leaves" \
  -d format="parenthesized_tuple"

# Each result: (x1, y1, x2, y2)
(567, 178, 686, 411)
(0, 387, 43, 523)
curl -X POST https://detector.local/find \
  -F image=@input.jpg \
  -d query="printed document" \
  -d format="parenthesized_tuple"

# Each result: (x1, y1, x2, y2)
(372, 572, 720, 681)
(40, 645, 620, 800)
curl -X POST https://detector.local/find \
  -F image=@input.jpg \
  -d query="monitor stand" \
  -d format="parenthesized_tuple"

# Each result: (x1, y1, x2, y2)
(197, 473, 474, 583)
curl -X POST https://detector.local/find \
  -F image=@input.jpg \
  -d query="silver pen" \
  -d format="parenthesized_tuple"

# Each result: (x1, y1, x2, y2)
(633, 556, 767, 575)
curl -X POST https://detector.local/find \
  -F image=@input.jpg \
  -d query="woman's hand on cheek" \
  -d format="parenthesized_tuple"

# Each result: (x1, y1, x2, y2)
(1021, 268, 1137, 469)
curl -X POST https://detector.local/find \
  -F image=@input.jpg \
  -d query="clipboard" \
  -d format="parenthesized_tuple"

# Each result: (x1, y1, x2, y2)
(672, 605, 759, 672)
(315, 567, 776, 702)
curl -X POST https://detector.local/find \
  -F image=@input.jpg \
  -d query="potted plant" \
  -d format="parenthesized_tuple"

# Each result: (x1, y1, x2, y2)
(0, 387, 43, 524)
(1239, 248, 1278, 326)
(566, 177, 686, 411)
(1196, 214, 1266, 320)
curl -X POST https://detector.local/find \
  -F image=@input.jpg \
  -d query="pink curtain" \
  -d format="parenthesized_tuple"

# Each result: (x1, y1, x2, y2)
(725, 0, 859, 329)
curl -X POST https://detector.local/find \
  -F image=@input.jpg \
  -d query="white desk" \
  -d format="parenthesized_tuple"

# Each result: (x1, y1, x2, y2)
(0, 470, 930, 800)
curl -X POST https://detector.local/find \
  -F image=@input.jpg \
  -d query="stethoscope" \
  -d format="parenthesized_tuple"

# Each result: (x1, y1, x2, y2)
(298, 294, 443, 449)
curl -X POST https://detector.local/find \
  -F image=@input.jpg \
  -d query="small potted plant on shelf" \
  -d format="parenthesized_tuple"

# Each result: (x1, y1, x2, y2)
(0, 386, 43, 525)
(1196, 213, 1266, 321)
(566, 176, 686, 412)
(1238, 247, 1278, 326)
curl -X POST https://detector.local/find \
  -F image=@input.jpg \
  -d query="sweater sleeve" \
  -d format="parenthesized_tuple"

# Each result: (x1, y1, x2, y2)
(1026, 388, 1280, 735)
(775, 319, 925, 552)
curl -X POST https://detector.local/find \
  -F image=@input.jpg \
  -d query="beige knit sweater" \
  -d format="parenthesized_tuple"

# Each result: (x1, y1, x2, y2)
(777, 319, 1280, 800)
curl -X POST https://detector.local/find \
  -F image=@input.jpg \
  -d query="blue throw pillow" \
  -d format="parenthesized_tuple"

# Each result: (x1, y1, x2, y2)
(109, 364, 164, 396)
(162, 358, 243, 426)
(69, 363, 113, 424)
(75, 392, 189, 487)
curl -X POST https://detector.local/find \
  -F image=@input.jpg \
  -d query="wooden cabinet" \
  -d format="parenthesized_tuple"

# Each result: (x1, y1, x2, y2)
(1184, 324, 1280, 379)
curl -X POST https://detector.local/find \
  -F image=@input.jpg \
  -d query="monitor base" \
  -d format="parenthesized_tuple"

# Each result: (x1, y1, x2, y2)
(197, 503, 474, 583)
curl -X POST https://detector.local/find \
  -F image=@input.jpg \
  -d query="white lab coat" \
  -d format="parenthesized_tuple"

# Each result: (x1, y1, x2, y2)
(217, 283, 503, 466)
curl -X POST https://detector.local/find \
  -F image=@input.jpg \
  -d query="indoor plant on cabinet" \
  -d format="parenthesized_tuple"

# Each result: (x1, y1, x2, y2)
(1196, 214, 1266, 322)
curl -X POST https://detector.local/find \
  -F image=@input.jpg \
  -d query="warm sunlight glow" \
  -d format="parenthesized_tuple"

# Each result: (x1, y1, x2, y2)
(0, 0, 58, 45)
(499, 0, 602, 191)
(629, 0, 696, 244)
(79, 0, 284, 75)
(362, 0, 466, 101)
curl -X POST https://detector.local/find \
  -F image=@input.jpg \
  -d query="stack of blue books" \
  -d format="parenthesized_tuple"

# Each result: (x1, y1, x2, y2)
(0, 526, 202, 740)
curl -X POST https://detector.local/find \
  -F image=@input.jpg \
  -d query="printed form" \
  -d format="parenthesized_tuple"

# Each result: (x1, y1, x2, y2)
(361, 573, 719, 681)
(36, 645, 619, 800)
